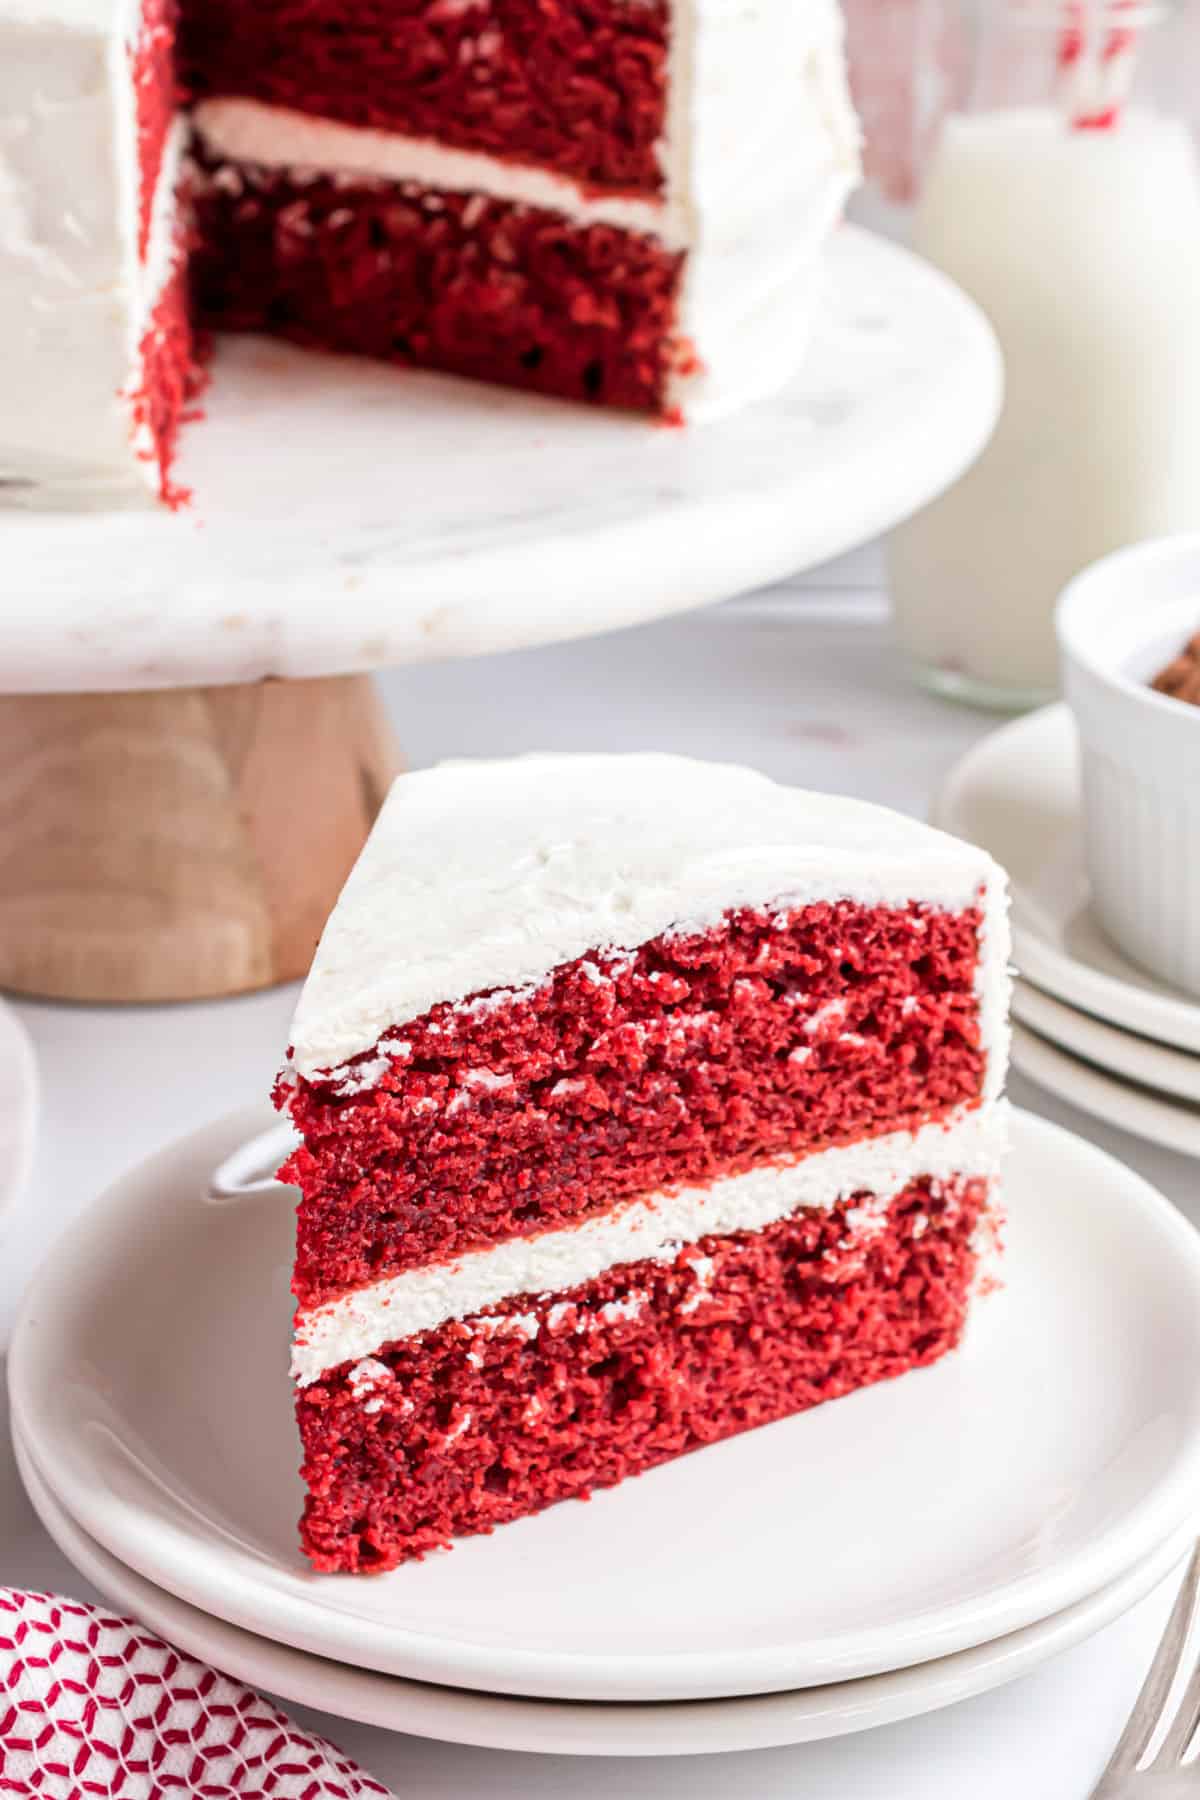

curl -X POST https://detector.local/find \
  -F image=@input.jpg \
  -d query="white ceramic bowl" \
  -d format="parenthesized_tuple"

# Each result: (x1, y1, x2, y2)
(1057, 535, 1200, 999)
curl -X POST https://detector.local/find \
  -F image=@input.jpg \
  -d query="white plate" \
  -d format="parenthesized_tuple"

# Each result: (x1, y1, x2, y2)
(0, 996, 37, 1227)
(1011, 1024, 1200, 1161)
(3, 230, 1000, 694)
(13, 1426, 1195, 1760)
(1012, 984, 1200, 1108)
(934, 706, 1200, 1054)
(12, 1103, 1200, 1703)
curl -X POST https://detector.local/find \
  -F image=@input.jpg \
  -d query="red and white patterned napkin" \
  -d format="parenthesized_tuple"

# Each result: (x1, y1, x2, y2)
(0, 1589, 392, 1798)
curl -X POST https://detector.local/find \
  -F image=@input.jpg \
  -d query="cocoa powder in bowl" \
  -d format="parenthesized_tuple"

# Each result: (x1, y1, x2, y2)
(1151, 631, 1200, 706)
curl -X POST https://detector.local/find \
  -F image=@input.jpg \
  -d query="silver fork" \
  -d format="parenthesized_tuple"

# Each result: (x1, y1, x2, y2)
(1093, 1544, 1200, 1796)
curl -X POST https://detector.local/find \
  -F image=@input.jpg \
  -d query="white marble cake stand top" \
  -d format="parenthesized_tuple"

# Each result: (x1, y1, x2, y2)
(2, 227, 1000, 695)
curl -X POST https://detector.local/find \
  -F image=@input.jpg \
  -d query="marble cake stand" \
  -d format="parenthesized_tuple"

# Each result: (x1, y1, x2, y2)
(0, 227, 1001, 1002)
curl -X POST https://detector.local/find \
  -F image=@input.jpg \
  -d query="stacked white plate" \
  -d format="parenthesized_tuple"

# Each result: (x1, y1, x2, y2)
(936, 705, 1200, 1159)
(10, 1100, 1200, 1755)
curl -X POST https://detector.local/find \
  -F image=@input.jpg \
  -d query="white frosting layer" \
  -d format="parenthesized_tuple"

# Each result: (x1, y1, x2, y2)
(191, 101, 678, 243)
(664, 0, 860, 419)
(292, 1102, 1006, 1384)
(287, 752, 1010, 1082)
(0, 0, 182, 492)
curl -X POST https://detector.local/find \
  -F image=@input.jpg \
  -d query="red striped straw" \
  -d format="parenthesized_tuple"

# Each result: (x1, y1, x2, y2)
(1057, 0, 1142, 130)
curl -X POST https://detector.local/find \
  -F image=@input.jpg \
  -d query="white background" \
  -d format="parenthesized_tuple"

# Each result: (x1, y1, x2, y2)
(2, 543, 1195, 1797)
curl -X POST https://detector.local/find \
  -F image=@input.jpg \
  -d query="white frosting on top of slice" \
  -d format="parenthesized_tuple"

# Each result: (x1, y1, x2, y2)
(287, 753, 1009, 1081)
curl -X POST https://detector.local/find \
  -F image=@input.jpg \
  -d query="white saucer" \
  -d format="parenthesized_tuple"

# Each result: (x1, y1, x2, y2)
(934, 706, 1200, 1054)
(1011, 1024, 1200, 1161)
(13, 1103, 1200, 1704)
(1013, 983, 1200, 1108)
(13, 1426, 1195, 1760)
(0, 997, 37, 1226)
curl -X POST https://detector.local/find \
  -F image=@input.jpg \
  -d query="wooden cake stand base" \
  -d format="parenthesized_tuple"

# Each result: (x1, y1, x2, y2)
(0, 675, 400, 1003)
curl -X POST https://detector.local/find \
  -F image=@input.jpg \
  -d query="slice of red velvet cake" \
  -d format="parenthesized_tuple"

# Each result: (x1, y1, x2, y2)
(275, 753, 1010, 1574)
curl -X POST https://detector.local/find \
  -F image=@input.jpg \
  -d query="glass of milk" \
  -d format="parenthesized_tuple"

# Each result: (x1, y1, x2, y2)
(888, 0, 1200, 710)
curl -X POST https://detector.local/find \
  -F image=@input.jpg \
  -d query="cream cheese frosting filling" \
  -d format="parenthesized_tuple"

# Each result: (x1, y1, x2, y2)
(191, 101, 682, 243)
(290, 1102, 1007, 1385)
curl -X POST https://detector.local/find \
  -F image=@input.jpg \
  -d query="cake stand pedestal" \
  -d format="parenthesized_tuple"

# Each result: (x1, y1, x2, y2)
(0, 228, 1002, 1003)
(0, 677, 398, 1001)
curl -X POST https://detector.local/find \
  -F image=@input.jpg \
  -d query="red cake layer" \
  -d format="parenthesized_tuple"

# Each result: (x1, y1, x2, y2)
(131, 0, 179, 262)
(190, 160, 684, 413)
(297, 1174, 990, 1571)
(128, 248, 207, 509)
(180, 0, 669, 194)
(281, 900, 987, 1308)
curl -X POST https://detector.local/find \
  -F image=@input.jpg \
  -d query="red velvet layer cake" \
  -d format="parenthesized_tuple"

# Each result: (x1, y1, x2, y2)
(3, 0, 861, 496)
(277, 754, 1009, 1573)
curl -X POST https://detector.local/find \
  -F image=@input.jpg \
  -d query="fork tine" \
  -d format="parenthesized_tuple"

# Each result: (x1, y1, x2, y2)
(1153, 1650, 1200, 1768)
(1153, 1553, 1200, 1770)
(1097, 1543, 1200, 1782)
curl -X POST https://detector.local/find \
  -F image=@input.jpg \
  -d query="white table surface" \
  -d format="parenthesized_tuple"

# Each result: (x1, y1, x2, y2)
(2, 543, 1194, 1798)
